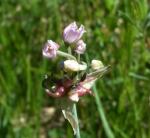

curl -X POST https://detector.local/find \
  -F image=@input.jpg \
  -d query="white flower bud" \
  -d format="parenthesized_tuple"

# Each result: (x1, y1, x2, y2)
(79, 64, 87, 71)
(42, 40, 60, 59)
(91, 60, 104, 70)
(64, 60, 87, 72)
(64, 60, 80, 72)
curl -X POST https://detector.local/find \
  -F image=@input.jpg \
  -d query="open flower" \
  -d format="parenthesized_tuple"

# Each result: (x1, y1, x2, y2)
(42, 40, 60, 59)
(63, 22, 86, 44)
(74, 40, 86, 54)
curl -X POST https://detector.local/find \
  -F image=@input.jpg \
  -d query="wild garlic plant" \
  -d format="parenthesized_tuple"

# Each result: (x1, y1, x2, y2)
(42, 22, 109, 137)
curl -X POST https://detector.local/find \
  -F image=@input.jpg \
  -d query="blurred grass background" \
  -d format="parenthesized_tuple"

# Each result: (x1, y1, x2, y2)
(0, 0, 150, 138)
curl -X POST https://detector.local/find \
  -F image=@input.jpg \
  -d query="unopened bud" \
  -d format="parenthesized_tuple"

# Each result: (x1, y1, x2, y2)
(79, 64, 87, 71)
(64, 60, 80, 71)
(64, 60, 87, 72)
(91, 60, 104, 70)
(42, 40, 60, 59)
(69, 93, 79, 102)
(74, 40, 86, 54)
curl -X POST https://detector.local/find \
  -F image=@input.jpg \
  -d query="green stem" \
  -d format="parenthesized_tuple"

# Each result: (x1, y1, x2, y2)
(71, 50, 81, 138)
(68, 47, 72, 56)
(93, 85, 114, 138)
(57, 50, 76, 60)
(77, 54, 80, 62)
(72, 104, 81, 138)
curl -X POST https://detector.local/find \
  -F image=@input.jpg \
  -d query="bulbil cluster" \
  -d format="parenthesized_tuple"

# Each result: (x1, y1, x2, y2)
(42, 22, 108, 102)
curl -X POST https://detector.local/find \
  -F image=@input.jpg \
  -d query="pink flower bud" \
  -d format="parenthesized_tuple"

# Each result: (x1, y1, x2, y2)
(42, 40, 60, 59)
(69, 93, 79, 102)
(63, 22, 86, 44)
(74, 40, 86, 54)
(68, 84, 92, 102)
(55, 86, 65, 97)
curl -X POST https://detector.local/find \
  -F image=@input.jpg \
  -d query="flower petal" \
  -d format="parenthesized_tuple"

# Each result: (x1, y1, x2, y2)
(42, 40, 60, 59)
(63, 22, 86, 44)
(75, 40, 86, 54)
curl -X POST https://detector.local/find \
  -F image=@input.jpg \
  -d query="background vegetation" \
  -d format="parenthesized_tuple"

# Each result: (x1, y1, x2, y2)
(0, 0, 150, 137)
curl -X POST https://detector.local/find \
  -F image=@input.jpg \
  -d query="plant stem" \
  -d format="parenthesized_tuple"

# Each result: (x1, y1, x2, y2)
(72, 51, 81, 138)
(66, 47, 81, 137)
(72, 103, 81, 138)
(93, 85, 114, 138)
(57, 50, 76, 60)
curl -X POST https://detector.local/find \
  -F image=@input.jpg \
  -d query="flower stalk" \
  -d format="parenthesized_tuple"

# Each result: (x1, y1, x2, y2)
(57, 50, 76, 60)
(72, 52, 81, 138)
(42, 21, 111, 137)
(72, 104, 80, 138)
(93, 85, 114, 138)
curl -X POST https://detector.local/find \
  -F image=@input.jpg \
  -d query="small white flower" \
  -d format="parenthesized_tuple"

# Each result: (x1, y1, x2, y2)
(91, 60, 104, 70)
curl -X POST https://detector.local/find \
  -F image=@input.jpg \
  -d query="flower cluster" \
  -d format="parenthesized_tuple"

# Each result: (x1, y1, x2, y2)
(42, 22, 108, 102)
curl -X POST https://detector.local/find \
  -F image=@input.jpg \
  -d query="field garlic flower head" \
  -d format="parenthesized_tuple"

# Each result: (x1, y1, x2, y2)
(42, 22, 108, 102)
(42, 22, 109, 135)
